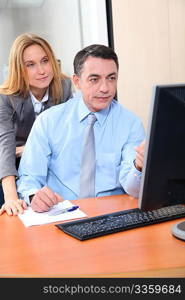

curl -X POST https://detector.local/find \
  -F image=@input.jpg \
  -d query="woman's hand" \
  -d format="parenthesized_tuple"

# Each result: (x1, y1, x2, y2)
(16, 146, 25, 157)
(0, 199, 27, 216)
(1, 175, 27, 216)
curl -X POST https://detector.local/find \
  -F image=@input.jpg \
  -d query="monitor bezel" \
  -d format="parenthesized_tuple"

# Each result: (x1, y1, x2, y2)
(138, 83, 185, 211)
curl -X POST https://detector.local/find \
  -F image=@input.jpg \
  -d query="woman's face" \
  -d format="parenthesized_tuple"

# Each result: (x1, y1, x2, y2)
(23, 44, 54, 97)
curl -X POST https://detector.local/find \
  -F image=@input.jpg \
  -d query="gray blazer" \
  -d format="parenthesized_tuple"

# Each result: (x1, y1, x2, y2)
(0, 77, 72, 180)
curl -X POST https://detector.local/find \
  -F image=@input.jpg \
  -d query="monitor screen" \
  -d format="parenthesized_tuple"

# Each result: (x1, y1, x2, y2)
(138, 84, 185, 211)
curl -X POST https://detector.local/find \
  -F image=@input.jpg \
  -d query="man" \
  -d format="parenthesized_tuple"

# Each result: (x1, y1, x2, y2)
(17, 44, 145, 212)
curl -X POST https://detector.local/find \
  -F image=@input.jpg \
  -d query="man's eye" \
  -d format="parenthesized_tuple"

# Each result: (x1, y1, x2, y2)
(89, 78, 98, 83)
(108, 76, 116, 81)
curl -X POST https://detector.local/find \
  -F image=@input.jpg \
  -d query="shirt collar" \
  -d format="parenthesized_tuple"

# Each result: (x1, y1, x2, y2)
(78, 94, 110, 126)
(29, 89, 49, 105)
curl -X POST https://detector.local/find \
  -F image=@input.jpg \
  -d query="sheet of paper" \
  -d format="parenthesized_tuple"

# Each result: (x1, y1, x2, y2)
(18, 200, 87, 227)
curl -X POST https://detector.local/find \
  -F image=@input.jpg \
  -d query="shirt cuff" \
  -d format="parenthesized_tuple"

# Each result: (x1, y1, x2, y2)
(124, 166, 142, 198)
(22, 189, 39, 205)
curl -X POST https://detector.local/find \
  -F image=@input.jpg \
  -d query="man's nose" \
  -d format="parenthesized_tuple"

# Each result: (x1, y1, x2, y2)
(99, 80, 109, 93)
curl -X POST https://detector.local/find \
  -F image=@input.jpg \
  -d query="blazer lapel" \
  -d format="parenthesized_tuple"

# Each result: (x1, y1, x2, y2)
(43, 93, 53, 110)
(12, 94, 35, 124)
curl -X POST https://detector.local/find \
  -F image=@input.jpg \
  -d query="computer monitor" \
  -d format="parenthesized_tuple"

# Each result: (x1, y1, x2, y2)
(138, 84, 185, 211)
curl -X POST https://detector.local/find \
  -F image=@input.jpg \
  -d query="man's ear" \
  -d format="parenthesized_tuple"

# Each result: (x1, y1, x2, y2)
(72, 74, 81, 89)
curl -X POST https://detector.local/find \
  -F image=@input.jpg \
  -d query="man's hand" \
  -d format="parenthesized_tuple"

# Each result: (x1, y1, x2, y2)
(31, 186, 63, 212)
(134, 140, 145, 171)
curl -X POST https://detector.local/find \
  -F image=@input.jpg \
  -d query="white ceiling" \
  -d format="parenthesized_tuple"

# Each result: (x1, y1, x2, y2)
(0, 0, 45, 8)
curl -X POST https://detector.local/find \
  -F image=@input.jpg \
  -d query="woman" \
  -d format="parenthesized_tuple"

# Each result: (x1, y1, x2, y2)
(0, 33, 72, 216)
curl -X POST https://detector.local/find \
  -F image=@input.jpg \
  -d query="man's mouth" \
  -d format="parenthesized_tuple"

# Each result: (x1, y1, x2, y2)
(96, 96, 111, 101)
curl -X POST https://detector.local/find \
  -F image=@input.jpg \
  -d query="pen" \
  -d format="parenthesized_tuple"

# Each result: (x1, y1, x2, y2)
(48, 205, 79, 216)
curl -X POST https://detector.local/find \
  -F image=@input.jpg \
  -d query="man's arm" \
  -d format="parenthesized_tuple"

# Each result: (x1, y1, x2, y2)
(16, 114, 64, 212)
(119, 119, 145, 198)
(16, 114, 51, 204)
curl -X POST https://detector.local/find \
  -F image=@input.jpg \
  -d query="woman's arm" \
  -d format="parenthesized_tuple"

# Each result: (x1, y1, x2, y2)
(0, 95, 18, 180)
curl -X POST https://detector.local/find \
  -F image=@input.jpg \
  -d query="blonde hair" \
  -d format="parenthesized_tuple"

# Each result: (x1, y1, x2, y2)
(0, 33, 64, 104)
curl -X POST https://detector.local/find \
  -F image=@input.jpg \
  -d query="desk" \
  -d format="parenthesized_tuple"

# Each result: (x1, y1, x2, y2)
(0, 195, 184, 278)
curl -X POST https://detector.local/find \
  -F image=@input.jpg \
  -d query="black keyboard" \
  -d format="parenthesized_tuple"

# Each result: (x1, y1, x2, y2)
(55, 204, 185, 240)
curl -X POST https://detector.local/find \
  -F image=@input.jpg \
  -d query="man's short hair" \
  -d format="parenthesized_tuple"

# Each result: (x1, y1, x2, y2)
(73, 44, 119, 76)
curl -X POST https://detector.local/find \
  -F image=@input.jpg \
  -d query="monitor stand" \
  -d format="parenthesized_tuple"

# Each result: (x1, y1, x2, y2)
(171, 220, 185, 241)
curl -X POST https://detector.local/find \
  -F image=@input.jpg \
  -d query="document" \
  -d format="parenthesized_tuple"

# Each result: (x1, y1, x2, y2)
(18, 200, 87, 227)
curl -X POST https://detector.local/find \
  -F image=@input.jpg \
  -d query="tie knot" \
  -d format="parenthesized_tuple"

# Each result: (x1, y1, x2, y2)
(87, 113, 97, 125)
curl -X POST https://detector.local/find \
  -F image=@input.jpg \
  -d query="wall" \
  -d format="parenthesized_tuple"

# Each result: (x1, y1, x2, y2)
(0, 0, 108, 83)
(0, 0, 82, 82)
(112, 0, 185, 129)
(80, 0, 108, 47)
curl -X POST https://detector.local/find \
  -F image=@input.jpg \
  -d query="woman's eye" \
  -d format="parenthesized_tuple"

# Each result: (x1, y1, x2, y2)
(26, 63, 34, 67)
(42, 58, 49, 64)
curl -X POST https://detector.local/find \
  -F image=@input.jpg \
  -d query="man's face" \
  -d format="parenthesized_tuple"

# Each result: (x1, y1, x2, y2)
(73, 56, 118, 112)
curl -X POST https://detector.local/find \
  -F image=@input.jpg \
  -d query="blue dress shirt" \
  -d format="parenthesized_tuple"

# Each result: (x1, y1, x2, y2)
(17, 95, 145, 203)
